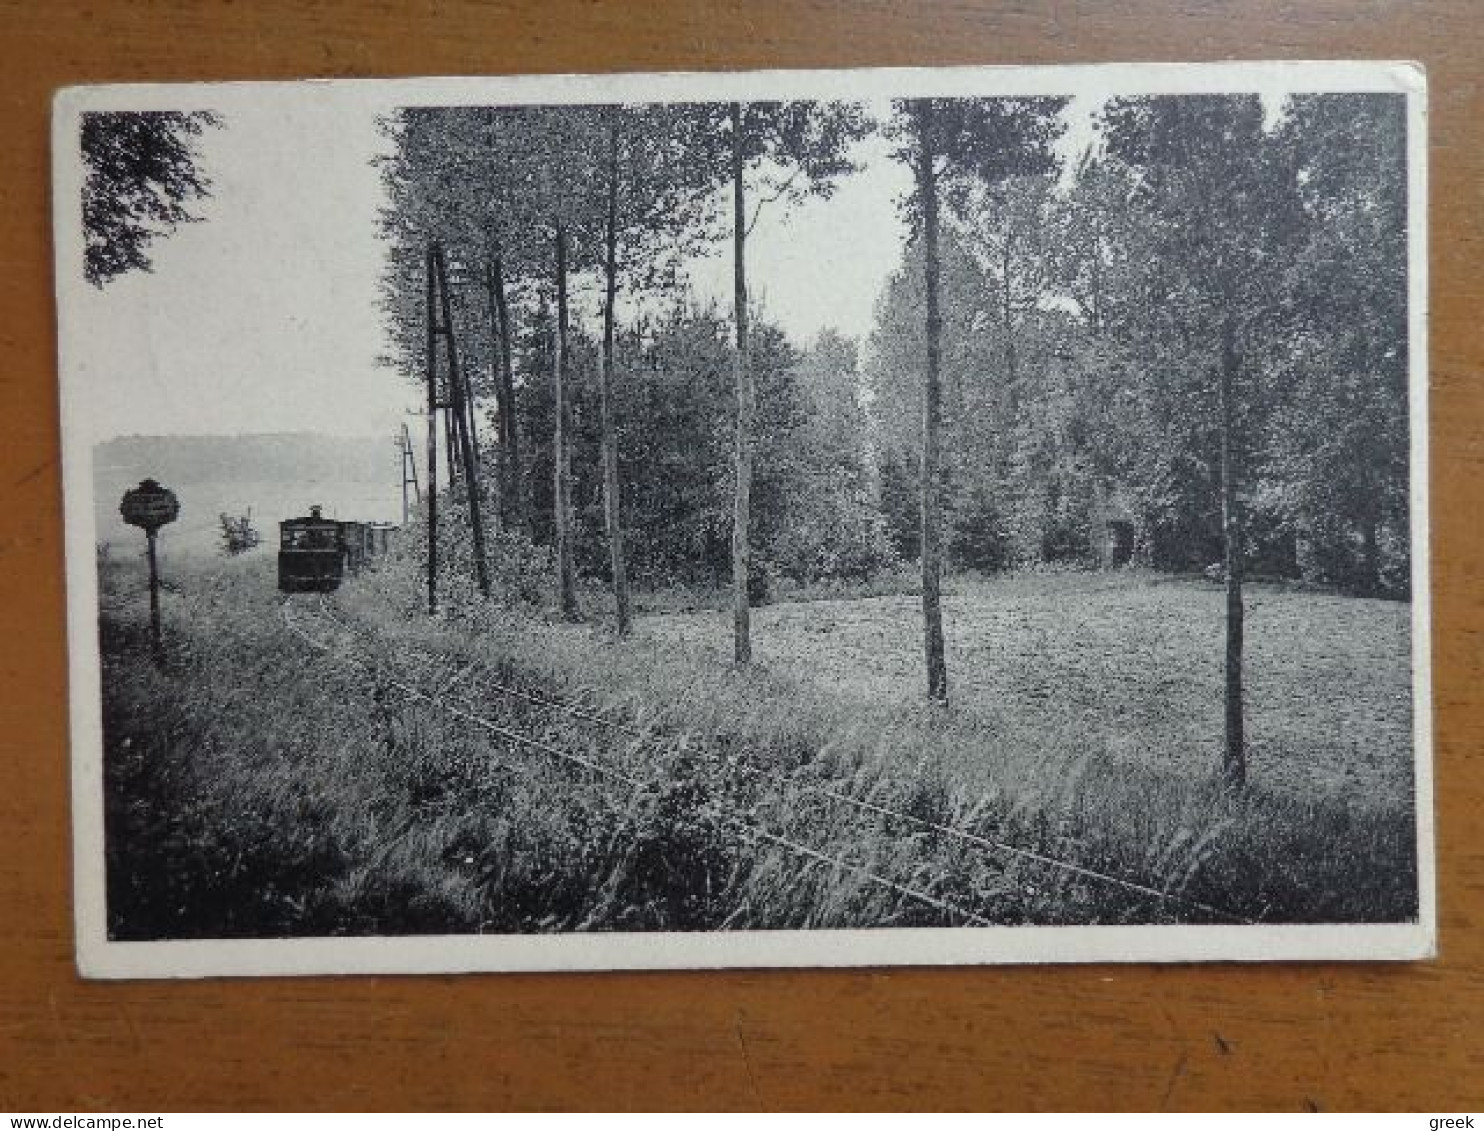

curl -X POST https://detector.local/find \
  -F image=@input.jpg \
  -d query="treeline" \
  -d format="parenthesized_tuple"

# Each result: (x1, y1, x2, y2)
(377, 92, 1410, 779)
(869, 95, 1409, 597)
(512, 307, 890, 593)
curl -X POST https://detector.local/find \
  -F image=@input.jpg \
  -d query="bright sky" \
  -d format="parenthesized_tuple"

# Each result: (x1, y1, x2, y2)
(70, 89, 405, 446)
(68, 90, 1100, 446)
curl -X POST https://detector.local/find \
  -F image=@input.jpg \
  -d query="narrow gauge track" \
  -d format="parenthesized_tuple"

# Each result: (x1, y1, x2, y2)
(283, 593, 1251, 928)
(281, 594, 1001, 927)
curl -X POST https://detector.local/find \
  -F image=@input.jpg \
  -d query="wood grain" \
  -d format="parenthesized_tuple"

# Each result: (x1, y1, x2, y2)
(2, 0, 1481, 1111)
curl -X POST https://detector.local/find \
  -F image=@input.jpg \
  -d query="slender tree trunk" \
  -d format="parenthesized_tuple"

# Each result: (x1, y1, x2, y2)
(600, 107, 632, 636)
(482, 255, 510, 533)
(1002, 232, 1017, 391)
(425, 248, 439, 616)
(1219, 312, 1245, 786)
(490, 253, 524, 534)
(1360, 513, 1381, 596)
(480, 110, 521, 534)
(915, 99, 949, 703)
(464, 387, 493, 535)
(1356, 459, 1381, 596)
(730, 100, 755, 666)
(1089, 213, 1104, 336)
(553, 221, 581, 620)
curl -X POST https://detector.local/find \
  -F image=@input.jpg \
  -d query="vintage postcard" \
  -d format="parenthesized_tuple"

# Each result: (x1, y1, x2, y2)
(52, 61, 1432, 978)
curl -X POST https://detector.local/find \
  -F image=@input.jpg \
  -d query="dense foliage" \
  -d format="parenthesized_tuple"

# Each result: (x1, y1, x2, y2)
(377, 93, 1410, 600)
(81, 110, 220, 287)
(868, 93, 1409, 594)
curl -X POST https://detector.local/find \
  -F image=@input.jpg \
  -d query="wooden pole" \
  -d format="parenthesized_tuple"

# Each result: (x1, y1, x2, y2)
(402, 423, 421, 506)
(146, 528, 162, 664)
(444, 405, 461, 493)
(432, 244, 492, 598)
(399, 430, 409, 527)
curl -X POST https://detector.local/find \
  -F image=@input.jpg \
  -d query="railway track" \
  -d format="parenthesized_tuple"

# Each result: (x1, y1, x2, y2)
(281, 592, 1251, 928)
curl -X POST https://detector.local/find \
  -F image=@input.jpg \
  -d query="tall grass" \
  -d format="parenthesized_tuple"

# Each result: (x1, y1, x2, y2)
(99, 547, 1417, 941)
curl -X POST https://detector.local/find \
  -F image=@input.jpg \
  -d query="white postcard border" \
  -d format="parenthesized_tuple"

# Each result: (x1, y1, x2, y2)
(52, 60, 1434, 979)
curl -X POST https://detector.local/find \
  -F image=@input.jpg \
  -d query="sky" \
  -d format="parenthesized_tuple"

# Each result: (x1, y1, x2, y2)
(68, 88, 1104, 447)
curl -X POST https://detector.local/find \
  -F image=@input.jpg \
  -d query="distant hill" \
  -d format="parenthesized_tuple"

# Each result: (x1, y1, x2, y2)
(93, 433, 403, 559)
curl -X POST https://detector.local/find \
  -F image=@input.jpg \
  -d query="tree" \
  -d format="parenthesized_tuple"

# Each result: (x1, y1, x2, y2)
(1102, 94, 1306, 785)
(909, 99, 950, 702)
(1263, 94, 1410, 597)
(593, 103, 726, 634)
(891, 96, 1067, 702)
(218, 511, 259, 557)
(710, 100, 870, 664)
(865, 226, 1011, 567)
(948, 173, 1058, 397)
(768, 331, 892, 584)
(81, 110, 220, 287)
(379, 105, 609, 618)
(380, 103, 726, 627)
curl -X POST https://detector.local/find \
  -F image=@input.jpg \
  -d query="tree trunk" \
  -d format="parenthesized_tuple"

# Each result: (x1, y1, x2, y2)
(915, 99, 949, 703)
(553, 221, 581, 620)
(730, 101, 755, 667)
(1219, 312, 1245, 786)
(1089, 212, 1104, 336)
(1002, 230, 1017, 392)
(482, 254, 510, 533)
(463, 371, 494, 537)
(1357, 460, 1382, 596)
(489, 252, 524, 534)
(425, 247, 439, 616)
(482, 110, 524, 534)
(1360, 513, 1381, 596)
(600, 107, 632, 636)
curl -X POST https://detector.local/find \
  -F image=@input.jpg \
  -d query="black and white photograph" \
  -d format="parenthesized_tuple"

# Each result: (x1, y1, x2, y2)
(52, 63, 1432, 977)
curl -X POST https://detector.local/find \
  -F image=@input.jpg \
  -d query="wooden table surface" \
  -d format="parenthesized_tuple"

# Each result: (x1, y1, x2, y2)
(2, 0, 1480, 1112)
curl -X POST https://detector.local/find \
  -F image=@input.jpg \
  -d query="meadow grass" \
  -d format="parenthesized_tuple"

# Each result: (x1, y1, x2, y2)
(98, 546, 1418, 940)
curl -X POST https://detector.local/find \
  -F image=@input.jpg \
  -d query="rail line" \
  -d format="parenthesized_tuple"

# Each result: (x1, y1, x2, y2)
(290, 594, 1251, 926)
(281, 594, 998, 927)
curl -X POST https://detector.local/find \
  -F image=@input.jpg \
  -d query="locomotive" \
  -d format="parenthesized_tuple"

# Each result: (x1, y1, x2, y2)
(278, 506, 395, 593)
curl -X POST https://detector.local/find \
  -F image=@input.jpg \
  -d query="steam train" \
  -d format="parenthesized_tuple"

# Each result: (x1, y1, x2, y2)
(278, 506, 396, 592)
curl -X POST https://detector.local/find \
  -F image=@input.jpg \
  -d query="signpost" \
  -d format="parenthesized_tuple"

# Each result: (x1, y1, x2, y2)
(119, 479, 179, 662)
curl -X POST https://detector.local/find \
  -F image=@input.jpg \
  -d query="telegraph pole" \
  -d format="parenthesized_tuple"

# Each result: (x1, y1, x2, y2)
(431, 243, 492, 598)
(399, 423, 420, 527)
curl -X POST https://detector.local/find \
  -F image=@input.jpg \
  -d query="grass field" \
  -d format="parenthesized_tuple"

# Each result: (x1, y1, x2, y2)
(96, 549, 1421, 939)
(627, 572, 1414, 807)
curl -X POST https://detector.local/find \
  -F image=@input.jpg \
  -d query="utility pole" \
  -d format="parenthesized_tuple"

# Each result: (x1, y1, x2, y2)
(429, 243, 492, 599)
(399, 422, 420, 527)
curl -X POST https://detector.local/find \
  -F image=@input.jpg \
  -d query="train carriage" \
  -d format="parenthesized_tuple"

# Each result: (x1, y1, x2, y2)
(341, 520, 369, 576)
(278, 506, 346, 592)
